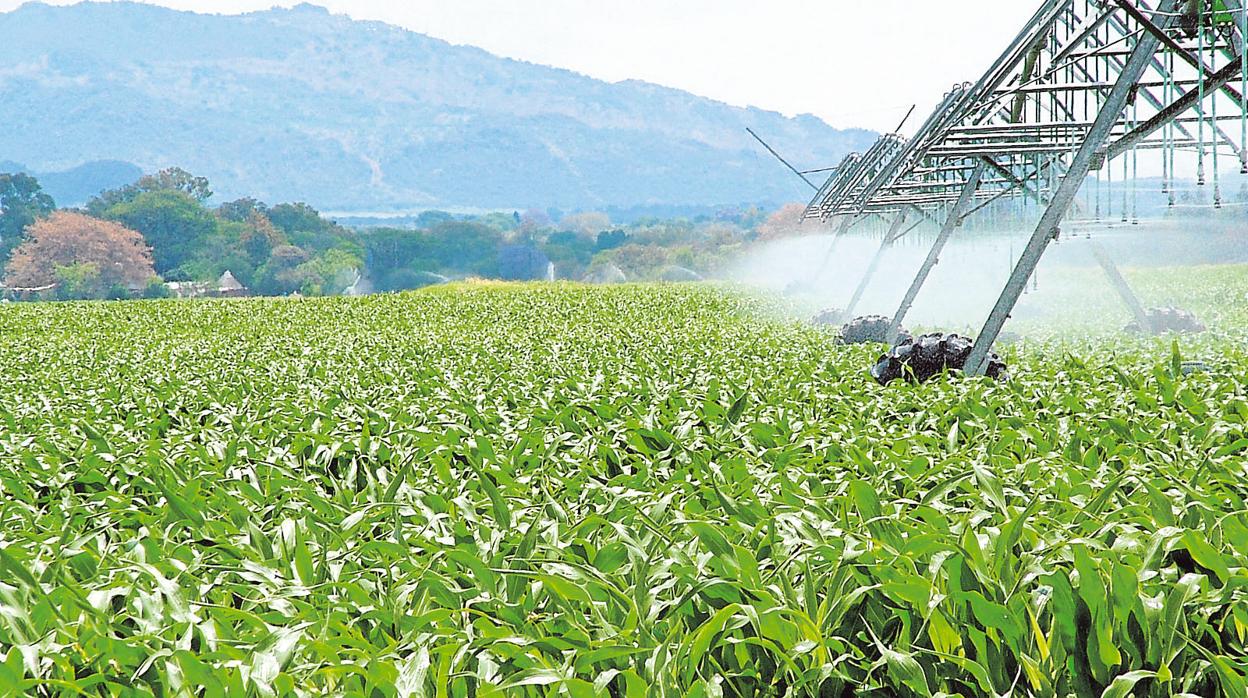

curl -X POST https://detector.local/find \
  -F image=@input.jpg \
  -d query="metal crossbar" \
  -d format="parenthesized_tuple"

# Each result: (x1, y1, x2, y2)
(797, 0, 1242, 367)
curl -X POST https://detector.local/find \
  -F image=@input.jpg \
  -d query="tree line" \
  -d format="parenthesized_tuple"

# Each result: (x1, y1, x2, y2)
(1, 167, 809, 301)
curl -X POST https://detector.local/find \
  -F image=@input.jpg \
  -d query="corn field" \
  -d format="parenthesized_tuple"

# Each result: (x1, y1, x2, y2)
(1, 276, 1247, 696)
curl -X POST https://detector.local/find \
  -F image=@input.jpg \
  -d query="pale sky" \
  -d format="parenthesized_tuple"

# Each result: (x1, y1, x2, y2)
(0, 0, 1040, 133)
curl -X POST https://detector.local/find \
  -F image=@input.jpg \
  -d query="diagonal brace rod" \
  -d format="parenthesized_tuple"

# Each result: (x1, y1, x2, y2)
(886, 161, 988, 344)
(966, 0, 1178, 375)
(1089, 242, 1153, 333)
(843, 211, 911, 319)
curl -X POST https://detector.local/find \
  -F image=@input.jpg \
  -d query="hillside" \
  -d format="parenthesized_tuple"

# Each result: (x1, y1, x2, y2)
(0, 2, 875, 212)
(0, 160, 143, 207)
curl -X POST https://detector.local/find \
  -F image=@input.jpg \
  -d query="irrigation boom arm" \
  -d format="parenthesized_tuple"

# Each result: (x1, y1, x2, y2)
(746, 128, 819, 191)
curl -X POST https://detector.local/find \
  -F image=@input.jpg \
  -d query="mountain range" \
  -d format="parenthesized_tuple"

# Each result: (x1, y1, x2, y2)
(0, 2, 875, 212)
(0, 159, 143, 207)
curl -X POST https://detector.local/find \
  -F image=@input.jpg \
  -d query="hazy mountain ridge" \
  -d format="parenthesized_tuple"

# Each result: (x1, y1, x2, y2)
(0, 159, 143, 206)
(0, 1, 876, 210)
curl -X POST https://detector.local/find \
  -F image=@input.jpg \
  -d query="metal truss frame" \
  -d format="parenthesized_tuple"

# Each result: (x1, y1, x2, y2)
(800, 0, 1244, 372)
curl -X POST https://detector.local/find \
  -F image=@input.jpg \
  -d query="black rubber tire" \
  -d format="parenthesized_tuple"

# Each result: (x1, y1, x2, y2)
(1124, 307, 1206, 335)
(838, 315, 904, 345)
(871, 333, 1009, 385)
(811, 308, 844, 327)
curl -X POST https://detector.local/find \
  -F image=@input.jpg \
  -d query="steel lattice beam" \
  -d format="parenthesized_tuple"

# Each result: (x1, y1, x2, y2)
(794, 0, 1243, 359)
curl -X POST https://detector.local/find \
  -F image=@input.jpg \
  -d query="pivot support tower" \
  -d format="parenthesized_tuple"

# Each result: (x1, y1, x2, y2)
(804, 0, 1246, 373)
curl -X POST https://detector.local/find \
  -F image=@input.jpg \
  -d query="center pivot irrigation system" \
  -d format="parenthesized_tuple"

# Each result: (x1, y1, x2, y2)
(759, 0, 1247, 375)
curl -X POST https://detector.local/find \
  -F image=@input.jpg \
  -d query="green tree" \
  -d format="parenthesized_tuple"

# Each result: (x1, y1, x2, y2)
(171, 220, 257, 288)
(218, 197, 268, 223)
(267, 202, 363, 264)
(239, 212, 286, 267)
(138, 167, 212, 202)
(0, 173, 56, 261)
(102, 189, 218, 276)
(54, 263, 107, 300)
(361, 228, 437, 280)
(253, 244, 312, 296)
(414, 210, 455, 228)
(595, 229, 629, 251)
(86, 167, 212, 216)
(478, 211, 519, 233)
(543, 230, 595, 279)
(425, 221, 503, 277)
(294, 248, 363, 295)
